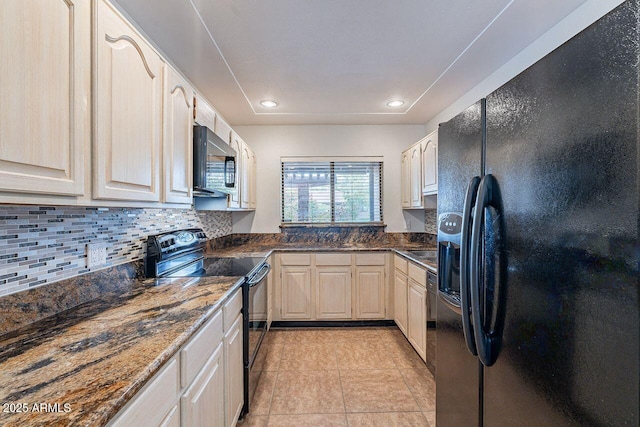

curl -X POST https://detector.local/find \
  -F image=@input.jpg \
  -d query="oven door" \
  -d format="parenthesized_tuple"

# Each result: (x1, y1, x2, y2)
(243, 261, 270, 415)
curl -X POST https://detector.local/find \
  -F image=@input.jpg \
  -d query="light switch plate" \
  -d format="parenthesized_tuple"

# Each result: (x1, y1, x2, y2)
(86, 243, 107, 268)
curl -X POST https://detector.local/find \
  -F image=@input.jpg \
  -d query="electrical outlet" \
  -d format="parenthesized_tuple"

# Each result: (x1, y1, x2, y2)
(405, 220, 412, 230)
(86, 243, 107, 268)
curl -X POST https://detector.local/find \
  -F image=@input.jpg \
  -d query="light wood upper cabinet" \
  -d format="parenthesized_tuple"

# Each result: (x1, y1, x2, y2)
(354, 266, 386, 319)
(94, 0, 162, 201)
(163, 65, 193, 204)
(215, 116, 232, 144)
(316, 266, 352, 319)
(409, 143, 423, 208)
(401, 150, 411, 208)
(422, 130, 438, 195)
(228, 134, 242, 209)
(0, 0, 89, 197)
(240, 143, 257, 210)
(194, 95, 215, 130)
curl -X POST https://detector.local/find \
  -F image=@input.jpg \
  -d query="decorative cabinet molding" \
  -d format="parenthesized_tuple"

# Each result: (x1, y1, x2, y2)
(93, 0, 162, 201)
(163, 65, 193, 204)
(0, 0, 90, 197)
(401, 151, 411, 208)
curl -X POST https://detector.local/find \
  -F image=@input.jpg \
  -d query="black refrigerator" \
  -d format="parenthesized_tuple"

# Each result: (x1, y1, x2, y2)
(436, 1, 639, 426)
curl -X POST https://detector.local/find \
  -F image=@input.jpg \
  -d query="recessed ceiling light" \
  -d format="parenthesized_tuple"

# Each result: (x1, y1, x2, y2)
(260, 100, 278, 108)
(387, 100, 404, 107)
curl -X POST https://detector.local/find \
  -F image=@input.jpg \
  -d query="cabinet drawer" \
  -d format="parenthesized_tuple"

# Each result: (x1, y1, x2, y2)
(355, 252, 386, 266)
(223, 288, 242, 332)
(110, 356, 179, 426)
(280, 253, 312, 265)
(316, 253, 352, 266)
(180, 310, 223, 388)
(394, 255, 408, 274)
(408, 263, 427, 287)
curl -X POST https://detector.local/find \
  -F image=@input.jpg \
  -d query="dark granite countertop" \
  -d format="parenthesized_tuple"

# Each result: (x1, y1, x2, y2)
(212, 244, 438, 273)
(0, 275, 243, 427)
(0, 238, 436, 426)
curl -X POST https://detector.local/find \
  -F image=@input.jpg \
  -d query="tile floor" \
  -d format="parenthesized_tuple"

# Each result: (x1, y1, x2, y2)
(239, 327, 436, 427)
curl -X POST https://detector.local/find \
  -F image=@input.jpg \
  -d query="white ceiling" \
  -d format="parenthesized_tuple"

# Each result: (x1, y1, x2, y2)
(113, 0, 587, 125)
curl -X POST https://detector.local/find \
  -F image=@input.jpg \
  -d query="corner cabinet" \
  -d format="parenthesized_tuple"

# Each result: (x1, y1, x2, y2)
(94, 0, 162, 202)
(0, 0, 90, 197)
(163, 66, 193, 204)
(401, 129, 438, 208)
(421, 130, 438, 195)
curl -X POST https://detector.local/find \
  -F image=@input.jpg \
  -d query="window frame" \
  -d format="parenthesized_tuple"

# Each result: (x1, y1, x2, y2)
(280, 157, 384, 227)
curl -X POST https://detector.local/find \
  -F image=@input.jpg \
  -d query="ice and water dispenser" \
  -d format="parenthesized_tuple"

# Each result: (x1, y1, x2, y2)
(438, 212, 463, 304)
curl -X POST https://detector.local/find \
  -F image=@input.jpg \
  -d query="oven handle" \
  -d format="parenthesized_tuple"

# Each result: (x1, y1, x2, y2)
(247, 262, 270, 287)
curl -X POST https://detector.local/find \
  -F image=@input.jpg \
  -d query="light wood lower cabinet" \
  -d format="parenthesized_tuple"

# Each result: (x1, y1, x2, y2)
(274, 252, 390, 321)
(394, 269, 408, 334)
(181, 343, 225, 427)
(354, 266, 386, 319)
(109, 356, 180, 427)
(224, 314, 244, 427)
(407, 280, 427, 361)
(281, 266, 313, 319)
(94, 0, 162, 202)
(316, 267, 351, 319)
(109, 289, 244, 427)
(0, 0, 90, 197)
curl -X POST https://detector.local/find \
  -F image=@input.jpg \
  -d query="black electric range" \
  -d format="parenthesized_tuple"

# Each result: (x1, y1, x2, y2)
(144, 229, 270, 418)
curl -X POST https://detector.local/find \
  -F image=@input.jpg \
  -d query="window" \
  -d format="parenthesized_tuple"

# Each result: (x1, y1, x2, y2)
(281, 158, 383, 225)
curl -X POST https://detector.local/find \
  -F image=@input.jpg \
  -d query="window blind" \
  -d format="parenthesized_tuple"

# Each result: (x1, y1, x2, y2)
(281, 160, 383, 224)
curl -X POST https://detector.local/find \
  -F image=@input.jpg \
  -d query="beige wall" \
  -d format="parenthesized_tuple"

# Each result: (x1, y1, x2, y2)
(233, 125, 426, 233)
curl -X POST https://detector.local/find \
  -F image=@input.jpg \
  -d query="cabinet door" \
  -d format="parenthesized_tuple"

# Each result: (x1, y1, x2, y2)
(422, 131, 438, 195)
(394, 269, 408, 335)
(159, 405, 180, 427)
(407, 281, 427, 361)
(224, 314, 244, 427)
(267, 256, 274, 329)
(181, 343, 225, 427)
(0, 0, 89, 197)
(111, 357, 180, 427)
(410, 143, 423, 208)
(249, 149, 257, 209)
(401, 150, 411, 208)
(240, 144, 252, 209)
(316, 266, 352, 319)
(228, 135, 242, 209)
(163, 66, 193, 204)
(354, 266, 386, 319)
(94, 0, 162, 201)
(281, 266, 313, 319)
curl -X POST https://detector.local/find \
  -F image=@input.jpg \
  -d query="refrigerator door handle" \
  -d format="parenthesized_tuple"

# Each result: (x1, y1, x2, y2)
(460, 176, 480, 356)
(470, 174, 501, 366)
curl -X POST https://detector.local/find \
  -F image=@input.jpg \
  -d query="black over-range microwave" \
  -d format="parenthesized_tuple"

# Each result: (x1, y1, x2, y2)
(193, 125, 237, 197)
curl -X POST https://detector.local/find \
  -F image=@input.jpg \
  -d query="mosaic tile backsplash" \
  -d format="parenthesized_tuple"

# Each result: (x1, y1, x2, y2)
(425, 208, 437, 234)
(0, 206, 232, 296)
